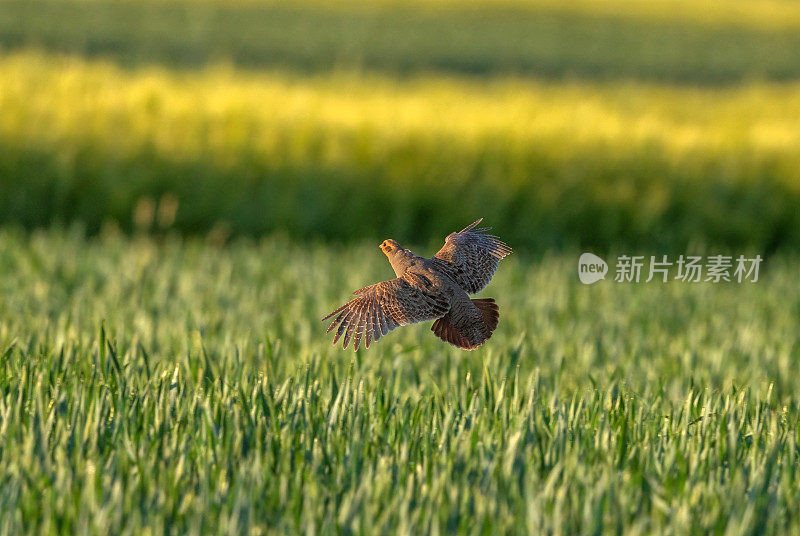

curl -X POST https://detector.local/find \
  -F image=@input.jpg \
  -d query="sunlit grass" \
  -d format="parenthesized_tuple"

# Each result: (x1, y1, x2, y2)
(0, 229, 798, 534)
(4, 51, 800, 162)
(1, 50, 799, 251)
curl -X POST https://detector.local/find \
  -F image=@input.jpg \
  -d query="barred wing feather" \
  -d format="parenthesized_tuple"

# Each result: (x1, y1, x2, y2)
(433, 218, 512, 294)
(322, 276, 449, 351)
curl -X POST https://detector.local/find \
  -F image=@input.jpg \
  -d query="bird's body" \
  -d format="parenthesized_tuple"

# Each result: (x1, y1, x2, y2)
(323, 219, 511, 350)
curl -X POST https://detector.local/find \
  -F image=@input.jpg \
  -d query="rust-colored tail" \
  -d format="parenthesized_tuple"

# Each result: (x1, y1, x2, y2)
(431, 298, 499, 350)
(473, 298, 500, 332)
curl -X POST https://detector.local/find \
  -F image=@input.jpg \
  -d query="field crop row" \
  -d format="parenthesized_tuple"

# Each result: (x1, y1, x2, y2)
(0, 230, 798, 533)
(2, 52, 799, 252)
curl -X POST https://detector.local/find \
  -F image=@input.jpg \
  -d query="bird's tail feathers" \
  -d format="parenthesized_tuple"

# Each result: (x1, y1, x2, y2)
(431, 298, 499, 350)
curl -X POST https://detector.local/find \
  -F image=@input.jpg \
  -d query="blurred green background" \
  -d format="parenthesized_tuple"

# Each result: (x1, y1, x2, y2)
(2, 0, 799, 253)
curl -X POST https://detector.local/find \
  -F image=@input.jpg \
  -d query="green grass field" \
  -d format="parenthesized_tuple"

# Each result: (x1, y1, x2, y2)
(2, 50, 800, 253)
(1, 230, 799, 534)
(2, 0, 800, 252)
(1, 0, 799, 533)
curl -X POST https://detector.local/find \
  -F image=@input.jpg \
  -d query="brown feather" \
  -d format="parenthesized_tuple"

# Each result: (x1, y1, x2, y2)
(431, 298, 500, 350)
(323, 275, 450, 351)
(432, 220, 512, 294)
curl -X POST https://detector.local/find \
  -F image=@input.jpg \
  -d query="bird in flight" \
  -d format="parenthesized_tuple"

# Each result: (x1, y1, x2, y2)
(323, 218, 511, 351)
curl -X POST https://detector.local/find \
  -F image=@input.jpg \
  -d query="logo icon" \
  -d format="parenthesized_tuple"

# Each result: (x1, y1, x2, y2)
(578, 253, 608, 284)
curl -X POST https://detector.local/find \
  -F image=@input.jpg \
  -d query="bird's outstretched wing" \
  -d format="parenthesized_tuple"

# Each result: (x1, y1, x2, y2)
(322, 275, 449, 351)
(432, 218, 512, 294)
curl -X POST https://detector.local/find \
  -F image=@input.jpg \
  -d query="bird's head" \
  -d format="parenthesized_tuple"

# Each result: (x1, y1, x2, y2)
(380, 239, 403, 257)
(380, 238, 414, 271)
(381, 239, 415, 276)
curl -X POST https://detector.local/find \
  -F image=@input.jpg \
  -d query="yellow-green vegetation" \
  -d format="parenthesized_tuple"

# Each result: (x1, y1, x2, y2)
(2, 0, 800, 251)
(1, 50, 800, 251)
(0, 229, 799, 534)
